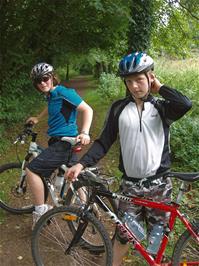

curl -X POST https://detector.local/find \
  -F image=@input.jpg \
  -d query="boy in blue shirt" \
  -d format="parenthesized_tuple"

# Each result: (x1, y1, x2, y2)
(26, 62, 93, 228)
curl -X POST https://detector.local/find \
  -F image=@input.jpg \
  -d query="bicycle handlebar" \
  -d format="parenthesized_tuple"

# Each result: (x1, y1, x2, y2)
(80, 169, 199, 189)
(13, 123, 35, 144)
(81, 168, 115, 186)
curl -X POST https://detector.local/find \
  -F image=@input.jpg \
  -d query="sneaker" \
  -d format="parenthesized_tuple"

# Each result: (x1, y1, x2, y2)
(32, 204, 53, 230)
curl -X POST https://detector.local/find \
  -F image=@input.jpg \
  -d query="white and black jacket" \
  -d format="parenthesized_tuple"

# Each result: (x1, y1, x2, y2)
(79, 85, 192, 179)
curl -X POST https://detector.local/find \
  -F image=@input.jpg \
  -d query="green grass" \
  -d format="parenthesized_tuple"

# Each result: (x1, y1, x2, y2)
(155, 57, 199, 117)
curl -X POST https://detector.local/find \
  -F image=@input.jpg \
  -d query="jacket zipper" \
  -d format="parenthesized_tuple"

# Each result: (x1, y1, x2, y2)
(136, 103, 145, 132)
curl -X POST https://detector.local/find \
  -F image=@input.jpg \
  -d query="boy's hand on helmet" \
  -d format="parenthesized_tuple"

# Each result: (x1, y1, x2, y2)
(26, 117, 39, 125)
(151, 78, 163, 94)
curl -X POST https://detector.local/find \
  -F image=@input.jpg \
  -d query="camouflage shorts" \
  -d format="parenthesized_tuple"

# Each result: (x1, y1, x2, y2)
(116, 176, 172, 244)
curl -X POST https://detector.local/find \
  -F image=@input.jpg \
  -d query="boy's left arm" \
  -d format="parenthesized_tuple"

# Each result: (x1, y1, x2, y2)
(151, 78, 192, 121)
(76, 101, 93, 145)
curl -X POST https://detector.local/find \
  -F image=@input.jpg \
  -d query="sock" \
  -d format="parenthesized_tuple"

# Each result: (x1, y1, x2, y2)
(35, 204, 48, 215)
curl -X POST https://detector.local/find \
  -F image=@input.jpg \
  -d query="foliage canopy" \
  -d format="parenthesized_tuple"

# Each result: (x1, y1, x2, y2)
(0, 0, 198, 140)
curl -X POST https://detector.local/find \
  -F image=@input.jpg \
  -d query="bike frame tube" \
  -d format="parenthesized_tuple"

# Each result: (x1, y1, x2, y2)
(96, 190, 198, 265)
(132, 197, 198, 239)
(177, 210, 199, 241)
(130, 197, 199, 265)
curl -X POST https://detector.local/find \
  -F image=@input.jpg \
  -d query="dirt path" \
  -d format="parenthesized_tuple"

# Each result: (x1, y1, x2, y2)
(0, 76, 94, 266)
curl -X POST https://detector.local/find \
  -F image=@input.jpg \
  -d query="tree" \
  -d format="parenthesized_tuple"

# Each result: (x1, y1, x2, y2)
(0, 0, 130, 91)
(128, 0, 155, 52)
(126, 0, 198, 56)
(150, 0, 199, 57)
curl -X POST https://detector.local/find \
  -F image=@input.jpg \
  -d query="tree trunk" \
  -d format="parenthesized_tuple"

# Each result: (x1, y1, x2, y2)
(128, 0, 154, 52)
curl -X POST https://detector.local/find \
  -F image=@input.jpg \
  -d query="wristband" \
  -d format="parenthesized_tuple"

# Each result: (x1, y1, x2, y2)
(81, 131, 90, 136)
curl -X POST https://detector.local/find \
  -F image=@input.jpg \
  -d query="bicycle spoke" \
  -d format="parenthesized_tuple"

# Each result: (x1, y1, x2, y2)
(65, 183, 117, 252)
(0, 163, 34, 214)
(32, 206, 112, 266)
(172, 224, 199, 265)
(180, 237, 199, 261)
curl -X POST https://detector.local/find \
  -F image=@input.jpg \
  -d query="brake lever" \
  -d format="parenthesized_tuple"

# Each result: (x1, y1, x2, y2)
(13, 134, 26, 144)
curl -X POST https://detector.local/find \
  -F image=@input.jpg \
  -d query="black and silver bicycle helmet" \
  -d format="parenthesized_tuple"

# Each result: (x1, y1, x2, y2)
(30, 63, 54, 81)
(118, 52, 154, 77)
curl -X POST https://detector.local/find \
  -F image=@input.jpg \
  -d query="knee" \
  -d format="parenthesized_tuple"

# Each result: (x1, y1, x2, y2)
(26, 167, 33, 177)
(25, 167, 39, 181)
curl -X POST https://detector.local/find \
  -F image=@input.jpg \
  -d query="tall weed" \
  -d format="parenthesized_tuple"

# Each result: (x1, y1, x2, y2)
(155, 58, 199, 116)
(0, 73, 45, 151)
(97, 72, 124, 102)
(155, 58, 199, 171)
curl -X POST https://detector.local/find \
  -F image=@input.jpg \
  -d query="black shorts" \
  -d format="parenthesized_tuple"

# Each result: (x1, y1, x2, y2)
(26, 139, 77, 178)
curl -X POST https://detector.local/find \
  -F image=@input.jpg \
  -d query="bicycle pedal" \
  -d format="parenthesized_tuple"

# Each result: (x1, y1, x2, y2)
(162, 255, 170, 263)
(129, 249, 141, 258)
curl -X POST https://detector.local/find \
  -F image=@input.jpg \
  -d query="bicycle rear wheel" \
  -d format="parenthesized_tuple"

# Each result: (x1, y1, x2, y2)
(64, 179, 117, 252)
(31, 205, 113, 266)
(172, 223, 199, 265)
(0, 163, 34, 214)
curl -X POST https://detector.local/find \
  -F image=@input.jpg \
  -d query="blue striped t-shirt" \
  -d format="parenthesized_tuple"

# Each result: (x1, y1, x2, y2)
(47, 85, 82, 136)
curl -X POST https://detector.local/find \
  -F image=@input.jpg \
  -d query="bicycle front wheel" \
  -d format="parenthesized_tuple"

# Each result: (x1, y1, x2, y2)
(172, 223, 199, 265)
(64, 179, 117, 252)
(0, 163, 34, 214)
(31, 205, 113, 266)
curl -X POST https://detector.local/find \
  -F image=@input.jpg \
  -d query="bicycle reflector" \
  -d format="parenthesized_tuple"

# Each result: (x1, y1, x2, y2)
(63, 213, 78, 221)
(73, 146, 82, 153)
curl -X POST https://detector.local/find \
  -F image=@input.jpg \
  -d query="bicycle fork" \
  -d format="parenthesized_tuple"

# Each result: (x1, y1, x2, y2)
(64, 212, 89, 254)
(16, 160, 27, 195)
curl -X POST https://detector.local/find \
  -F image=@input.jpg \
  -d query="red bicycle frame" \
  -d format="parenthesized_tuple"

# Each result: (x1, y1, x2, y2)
(116, 196, 199, 266)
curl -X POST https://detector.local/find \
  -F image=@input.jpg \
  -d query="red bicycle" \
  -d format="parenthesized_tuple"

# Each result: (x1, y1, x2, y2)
(31, 170, 199, 266)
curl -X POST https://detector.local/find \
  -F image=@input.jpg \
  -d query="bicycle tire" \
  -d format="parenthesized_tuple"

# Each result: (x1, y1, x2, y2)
(64, 179, 117, 252)
(31, 205, 113, 266)
(0, 162, 34, 214)
(172, 222, 199, 265)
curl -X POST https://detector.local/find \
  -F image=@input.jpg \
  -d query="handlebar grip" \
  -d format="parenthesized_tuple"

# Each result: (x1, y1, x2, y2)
(14, 123, 35, 144)
(24, 122, 34, 128)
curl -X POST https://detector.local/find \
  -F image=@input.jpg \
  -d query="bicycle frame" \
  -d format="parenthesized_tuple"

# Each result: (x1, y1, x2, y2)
(85, 183, 199, 266)
(12, 124, 79, 207)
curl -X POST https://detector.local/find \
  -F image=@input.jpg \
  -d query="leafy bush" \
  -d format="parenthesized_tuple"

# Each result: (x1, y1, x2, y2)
(0, 72, 45, 151)
(155, 58, 199, 102)
(171, 117, 199, 171)
(97, 72, 124, 101)
(0, 72, 40, 123)
(155, 58, 199, 171)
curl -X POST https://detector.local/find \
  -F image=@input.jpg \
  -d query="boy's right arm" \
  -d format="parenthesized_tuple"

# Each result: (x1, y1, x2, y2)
(26, 107, 48, 125)
(65, 101, 120, 182)
(65, 163, 84, 182)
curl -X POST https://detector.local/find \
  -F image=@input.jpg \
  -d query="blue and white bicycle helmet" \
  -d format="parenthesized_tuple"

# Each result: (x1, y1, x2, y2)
(118, 52, 154, 77)
(30, 63, 54, 81)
